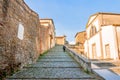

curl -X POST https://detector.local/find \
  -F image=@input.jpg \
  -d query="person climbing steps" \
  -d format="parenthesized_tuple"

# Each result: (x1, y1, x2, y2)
(63, 45, 66, 52)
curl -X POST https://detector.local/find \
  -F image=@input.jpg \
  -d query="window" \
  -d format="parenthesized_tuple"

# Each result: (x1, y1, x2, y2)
(90, 25, 97, 37)
(92, 43, 96, 59)
(17, 23, 24, 40)
(105, 44, 110, 58)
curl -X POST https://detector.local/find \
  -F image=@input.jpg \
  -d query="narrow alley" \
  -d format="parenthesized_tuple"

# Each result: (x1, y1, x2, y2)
(6, 46, 101, 80)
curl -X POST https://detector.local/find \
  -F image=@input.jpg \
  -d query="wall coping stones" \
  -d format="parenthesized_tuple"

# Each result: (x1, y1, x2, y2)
(65, 46, 92, 72)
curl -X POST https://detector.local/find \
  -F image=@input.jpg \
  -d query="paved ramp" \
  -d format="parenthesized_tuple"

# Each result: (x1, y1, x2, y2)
(6, 46, 101, 80)
(93, 69, 120, 80)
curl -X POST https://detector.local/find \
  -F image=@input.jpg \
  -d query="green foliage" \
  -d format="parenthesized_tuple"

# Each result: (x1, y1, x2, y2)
(0, 70, 7, 80)
(0, 63, 21, 80)
(38, 50, 49, 59)
(84, 69, 90, 74)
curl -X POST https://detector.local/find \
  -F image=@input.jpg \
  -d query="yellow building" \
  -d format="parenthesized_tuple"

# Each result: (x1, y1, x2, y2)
(75, 31, 86, 45)
(55, 36, 66, 45)
(74, 31, 86, 54)
(40, 19, 55, 53)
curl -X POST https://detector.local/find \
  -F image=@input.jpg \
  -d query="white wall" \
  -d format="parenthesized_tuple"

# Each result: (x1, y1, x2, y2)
(87, 15, 96, 25)
(88, 33, 101, 59)
(101, 26, 118, 59)
(85, 15, 120, 60)
(116, 27, 120, 57)
(85, 17, 102, 59)
(86, 19, 100, 39)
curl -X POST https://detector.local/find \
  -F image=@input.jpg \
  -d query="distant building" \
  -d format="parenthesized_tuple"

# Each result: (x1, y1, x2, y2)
(55, 36, 66, 45)
(84, 12, 120, 60)
(75, 31, 86, 45)
(40, 19, 55, 53)
(74, 31, 86, 54)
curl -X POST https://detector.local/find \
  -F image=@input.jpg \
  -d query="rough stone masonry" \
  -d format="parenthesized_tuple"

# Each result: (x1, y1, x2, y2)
(0, 0, 40, 78)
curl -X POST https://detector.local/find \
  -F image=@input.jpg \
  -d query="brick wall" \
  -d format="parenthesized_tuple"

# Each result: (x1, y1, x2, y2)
(0, 0, 40, 77)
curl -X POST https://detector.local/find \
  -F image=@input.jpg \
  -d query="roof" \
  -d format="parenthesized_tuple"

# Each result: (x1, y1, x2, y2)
(55, 35, 66, 38)
(86, 12, 120, 28)
(75, 31, 85, 38)
(40, 18, 54, 23)
(40, 18, 53, 20)
(91, 12, 120, 17)
(40, 18, 55, 29)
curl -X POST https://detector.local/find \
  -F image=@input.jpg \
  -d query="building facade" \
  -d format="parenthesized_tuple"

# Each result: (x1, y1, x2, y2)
(55, 36, 66, 45)
(75, 31, 86, 45)
(40, 19, 55, 53)
(74, 31, 86, 54)
(84, 12, 120, 60)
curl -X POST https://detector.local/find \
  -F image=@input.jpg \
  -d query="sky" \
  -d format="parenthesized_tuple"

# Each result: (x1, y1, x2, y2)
(24, 0, 120, 43)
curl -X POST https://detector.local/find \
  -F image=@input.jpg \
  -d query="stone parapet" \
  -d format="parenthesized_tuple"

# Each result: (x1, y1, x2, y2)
(65, 46, 92, 72)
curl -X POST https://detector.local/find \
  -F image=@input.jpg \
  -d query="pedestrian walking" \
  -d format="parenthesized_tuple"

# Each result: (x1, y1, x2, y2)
(63, 45, 65, 52)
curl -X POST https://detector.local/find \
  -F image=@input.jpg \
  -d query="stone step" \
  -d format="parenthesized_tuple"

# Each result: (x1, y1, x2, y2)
(47, 52, 68, 54)
(25, 61, 80, 68)
(37, 58, 75, 62)
(6, 79, 99, 80)
(7, 68, 94, 79)
(40, 56, 72, 59)
(6, 46, 101, 80)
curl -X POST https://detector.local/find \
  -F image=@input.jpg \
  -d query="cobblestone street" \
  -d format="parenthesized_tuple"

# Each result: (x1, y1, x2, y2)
(6, 46, 101, 80)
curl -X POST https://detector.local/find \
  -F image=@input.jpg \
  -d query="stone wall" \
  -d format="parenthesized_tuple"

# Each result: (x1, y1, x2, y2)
(65, 46, 92, 72)
(0, 0, 40, 78)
